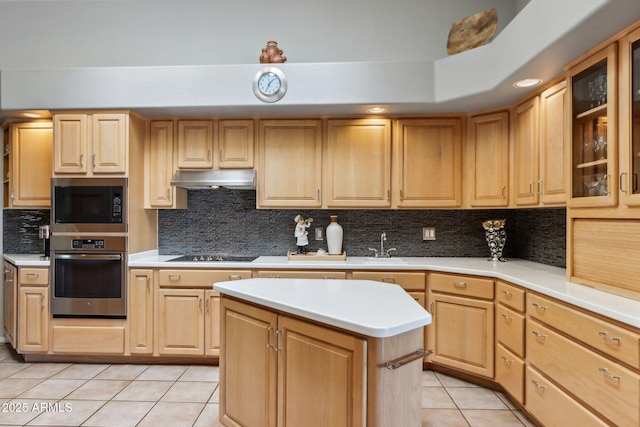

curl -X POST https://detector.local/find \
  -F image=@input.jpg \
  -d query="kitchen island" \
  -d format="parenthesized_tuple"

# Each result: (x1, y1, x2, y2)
(214, 278, 432, 427)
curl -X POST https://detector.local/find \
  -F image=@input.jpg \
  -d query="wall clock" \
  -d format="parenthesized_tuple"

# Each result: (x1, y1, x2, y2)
(253, 67, 287, 103)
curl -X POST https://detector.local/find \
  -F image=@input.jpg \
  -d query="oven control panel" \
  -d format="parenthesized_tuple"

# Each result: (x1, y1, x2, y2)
(71, 239, 105, 249)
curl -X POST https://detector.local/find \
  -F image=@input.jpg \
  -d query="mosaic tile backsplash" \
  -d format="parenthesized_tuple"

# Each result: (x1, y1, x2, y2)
(3, 190, 567, 268)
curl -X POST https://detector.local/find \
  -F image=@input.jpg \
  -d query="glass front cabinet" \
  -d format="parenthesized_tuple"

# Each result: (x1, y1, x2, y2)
(619, 26, 640, 207)
(567, 44, 618, 207)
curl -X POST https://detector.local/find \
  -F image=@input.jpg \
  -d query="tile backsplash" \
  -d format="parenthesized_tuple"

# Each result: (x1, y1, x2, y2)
(3, 190, 567, 268)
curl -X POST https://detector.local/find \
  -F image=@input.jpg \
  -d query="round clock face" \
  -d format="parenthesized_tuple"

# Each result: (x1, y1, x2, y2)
(253, 67, 287, 103)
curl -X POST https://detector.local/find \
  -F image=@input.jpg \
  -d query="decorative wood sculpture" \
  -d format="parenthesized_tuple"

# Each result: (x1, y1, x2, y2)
(447, 8, 498, 55)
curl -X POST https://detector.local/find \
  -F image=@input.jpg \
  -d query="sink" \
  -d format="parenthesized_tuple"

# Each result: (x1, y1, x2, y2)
(364, 257, 408, 264)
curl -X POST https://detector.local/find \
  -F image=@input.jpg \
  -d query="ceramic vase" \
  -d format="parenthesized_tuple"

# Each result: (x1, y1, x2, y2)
(482, 219, 507, 262)
(326, 215, 343, 255)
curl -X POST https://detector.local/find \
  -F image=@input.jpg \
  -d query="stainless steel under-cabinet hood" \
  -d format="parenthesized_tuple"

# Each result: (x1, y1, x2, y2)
(170, 170, 256, 190)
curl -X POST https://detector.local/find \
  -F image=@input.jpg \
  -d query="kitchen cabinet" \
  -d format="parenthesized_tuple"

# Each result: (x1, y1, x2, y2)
(3, 121, 53, 208)
(145, 120, 187, 209)
(177, 120, 214, 169)
(326, 119, 392, 208)
(217, 119, 254, 169)
(255, 270, 346, 279)
(513, 97, 541, 206)
(466, 111, 509, 207)
(129, 269, 154, 355)
(157, 269, 251, 356)
(427, 272, 494, 378)
(539, 81, 569, 204)
(53, 113, 129, 175)
(394, 119, 462, 208)
(3, 262, 17, 348)
(527, 292, 640, 426)
(567, 44, 618, 207)
(18, 277, 49, 353)
(257, 120, 322, 208)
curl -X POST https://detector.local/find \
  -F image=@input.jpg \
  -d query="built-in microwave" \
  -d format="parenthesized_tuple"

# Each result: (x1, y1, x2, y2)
(51, 178, 127, 233)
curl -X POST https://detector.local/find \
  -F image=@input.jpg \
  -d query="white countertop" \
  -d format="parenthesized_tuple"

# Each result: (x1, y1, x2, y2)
(214, 278, 432, 338)
(7, 252, 640, 329)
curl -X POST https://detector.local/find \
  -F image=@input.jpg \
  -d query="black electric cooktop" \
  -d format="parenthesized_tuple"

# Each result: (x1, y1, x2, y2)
(167, 255, 258, 262)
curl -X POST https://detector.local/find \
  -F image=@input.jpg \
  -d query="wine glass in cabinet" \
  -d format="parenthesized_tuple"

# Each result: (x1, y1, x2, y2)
(567, 44, 618, 207)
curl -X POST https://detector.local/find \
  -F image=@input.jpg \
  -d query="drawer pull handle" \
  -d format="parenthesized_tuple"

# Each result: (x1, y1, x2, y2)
(386, 349, 434, 370)
(382, 277, 396, 283)
(228, 275, 242, 280)
(501, 355, 513, 364)
(531, 330, 546, 339)
(532, 303, 547, 310)
(322, 276, 336, 280)
(453, 281, 467, 288)
(266, 326, 274, 349)
(26, 273, 39, 278)
(168, 274, 181, 280)
(598, 368, 621, 381)
(275, 329, 282, 352)
(531, 380, 546, 390)
(501, 314, 513, 321)
(501, 290, 512, 296)
(598, 332, 621, 343)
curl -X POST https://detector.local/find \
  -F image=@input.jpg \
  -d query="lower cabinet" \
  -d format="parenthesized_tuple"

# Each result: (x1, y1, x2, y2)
(3, 262, 17, 348)
(129, 269, 154, 355)
(18, 286, 49, 353)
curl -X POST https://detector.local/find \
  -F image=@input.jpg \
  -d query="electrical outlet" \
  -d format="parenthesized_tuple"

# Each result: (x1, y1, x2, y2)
(422, 227, 436, 240)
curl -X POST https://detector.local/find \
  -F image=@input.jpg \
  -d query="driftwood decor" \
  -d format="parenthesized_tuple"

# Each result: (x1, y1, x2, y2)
(447, 8, 498, 55)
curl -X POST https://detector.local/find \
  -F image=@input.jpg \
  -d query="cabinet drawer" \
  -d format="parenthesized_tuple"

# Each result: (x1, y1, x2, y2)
(495, 281, 524, 312)
(528, 293, 639, 369)
(527, 320, 640, 427)
(53, 325, 125, 354)
(495, 344, 524, 404)
(429, 273, 493, 299)
(19, 268, 48, 286)
(496, 304, 524, 357)
(256, 270, 346, 280)
(159, 269, 251, 288)
(526, 366, 608, 427)
(352, 271, 425, 291)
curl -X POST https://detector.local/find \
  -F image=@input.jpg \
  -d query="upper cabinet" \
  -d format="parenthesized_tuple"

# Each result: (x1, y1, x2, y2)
(3, 121, 53, 208)
(326, 119, 392, 208)
(217, 120, 254, 169)
(146, 120, 187, 209)
(539, 81, 569, 205)
(394, 118, 462, 208)
(567, 44, 618, 207)
(177, 120, 214, 169)
(467, 111, 510, 207)
(619, 26, 640, 207)
(53, 113, 128, 176)
(513, 97, 541, 206)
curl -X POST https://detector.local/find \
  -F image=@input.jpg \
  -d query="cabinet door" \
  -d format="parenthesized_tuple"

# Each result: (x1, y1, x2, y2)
(146, 121, 186, 209)
(220, 297, 278, 427)
(257, 120, 322, 207)
(3, 262, 17, 348)
(277, 315, 366, 427)
(326, 119, 391, 207)
(204, 290, 221, 356)
(10, 122, 53, 208)
(17, 286, 49, 353)
(395, 119, 462, 207)
(53, 114, 88, 174)
(568, 44, 618, 207)
(129, 269, 154, 355)
(91, 114, 127, 174)
(619, 27, 640, 206)
(158, 289, 204, 355)
(177, 120, 213, 169)
(540, 81, 569, 205)
(467, 112, 509, 206)
(218, 120, 254, 169)
(514, 97, 540, 206)
(428, 292, 494, 377)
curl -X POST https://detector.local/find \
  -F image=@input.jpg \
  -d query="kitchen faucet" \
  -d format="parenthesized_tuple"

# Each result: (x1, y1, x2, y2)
(368, 231, 396, 258)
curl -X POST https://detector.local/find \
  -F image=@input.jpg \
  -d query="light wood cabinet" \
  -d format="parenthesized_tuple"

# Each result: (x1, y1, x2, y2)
(428, 272, 494, 378)
(3, 262, 17, 348)
(257, 120, 322, 208)
(495, 281, 525, 404)
(539, 81, 569, 204)
(129, 269, 154, 355)
(5, 121, 53, 208)
(18, 286, 49, 353)
(145, 120, 187, 209)
(217, 120, 254, 169)
(256, 270, 346, 279)
(177, 120, 214, 169)
(467, 111, 510, 207)
(513, 97, 541, 206)
(51, 319, 126, 355)
(53, 113, 128, 175)
(326, 119, 392, 208)
(394, 119, 462, 208)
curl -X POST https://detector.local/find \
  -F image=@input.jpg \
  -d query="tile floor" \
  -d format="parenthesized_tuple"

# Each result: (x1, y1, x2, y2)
(0, 344, 536, 426)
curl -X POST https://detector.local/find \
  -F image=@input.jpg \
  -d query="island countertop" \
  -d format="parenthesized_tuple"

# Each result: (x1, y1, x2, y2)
(214, 278, 432, 338)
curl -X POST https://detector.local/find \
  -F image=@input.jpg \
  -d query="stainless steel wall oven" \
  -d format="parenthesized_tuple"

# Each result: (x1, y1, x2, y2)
(51, 235, 127, 318)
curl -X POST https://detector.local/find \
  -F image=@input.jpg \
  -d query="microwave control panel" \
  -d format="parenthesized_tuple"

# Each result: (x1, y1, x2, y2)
(112, 193, 123, 223)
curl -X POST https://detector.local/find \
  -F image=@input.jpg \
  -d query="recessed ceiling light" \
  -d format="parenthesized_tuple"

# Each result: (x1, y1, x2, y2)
(22, 112, 43, 118)
(366, 107, 387, 114)
(513, 78, 542, 88)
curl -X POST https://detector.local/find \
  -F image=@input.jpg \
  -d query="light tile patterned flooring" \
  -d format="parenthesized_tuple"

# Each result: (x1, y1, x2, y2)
(0, 344, 536, 426)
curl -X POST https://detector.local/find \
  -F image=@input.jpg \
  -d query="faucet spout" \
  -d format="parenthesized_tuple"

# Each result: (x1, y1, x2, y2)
(380, 232, 387, 257)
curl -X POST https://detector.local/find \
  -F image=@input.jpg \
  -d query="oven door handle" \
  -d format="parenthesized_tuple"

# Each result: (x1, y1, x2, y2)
(53, 254, 122, 261)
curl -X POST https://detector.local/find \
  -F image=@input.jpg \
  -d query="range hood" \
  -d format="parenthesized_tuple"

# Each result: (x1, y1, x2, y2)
(170, 170, 256, 190)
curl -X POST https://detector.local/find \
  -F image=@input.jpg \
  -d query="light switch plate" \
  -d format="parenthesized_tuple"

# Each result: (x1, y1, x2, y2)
(422, 227, 436, 240)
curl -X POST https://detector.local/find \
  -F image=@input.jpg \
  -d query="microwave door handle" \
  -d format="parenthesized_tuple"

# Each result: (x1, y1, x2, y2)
(53, 254, 122, 261)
